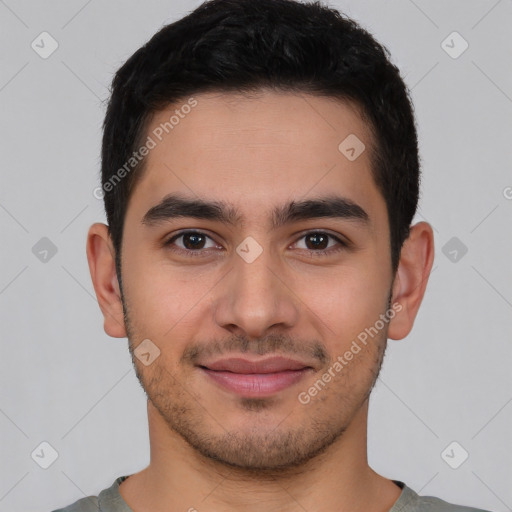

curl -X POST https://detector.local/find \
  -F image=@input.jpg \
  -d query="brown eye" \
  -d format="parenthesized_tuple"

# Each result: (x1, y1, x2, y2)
(164, 231, 219, 256)
(180, 232, 207, 250)
(304, 232, 330, 250)
(293, 231, 347, 256)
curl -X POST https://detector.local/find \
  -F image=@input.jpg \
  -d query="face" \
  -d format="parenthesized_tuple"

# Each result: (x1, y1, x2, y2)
(117, 90, 397, 472)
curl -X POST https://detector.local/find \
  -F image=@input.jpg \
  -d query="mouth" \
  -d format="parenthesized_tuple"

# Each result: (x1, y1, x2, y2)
(197, 356, 314, 398)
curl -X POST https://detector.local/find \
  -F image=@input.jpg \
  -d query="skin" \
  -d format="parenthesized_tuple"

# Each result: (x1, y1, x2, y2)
(86, 90, 434, 512)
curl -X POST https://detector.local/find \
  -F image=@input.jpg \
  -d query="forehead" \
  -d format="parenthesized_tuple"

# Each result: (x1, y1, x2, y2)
(127, 90, 385, 229)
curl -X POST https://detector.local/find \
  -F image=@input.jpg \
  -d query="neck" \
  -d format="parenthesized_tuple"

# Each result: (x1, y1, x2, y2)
(119, 399, 402, 512)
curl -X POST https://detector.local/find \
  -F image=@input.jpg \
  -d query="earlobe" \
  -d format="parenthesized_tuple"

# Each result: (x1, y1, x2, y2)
(387, 221, 435, 340)
(86, 222, 127, 338)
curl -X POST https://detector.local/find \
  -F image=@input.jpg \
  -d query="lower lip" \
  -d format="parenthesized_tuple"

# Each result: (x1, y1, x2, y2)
(200, 368, 311, 397)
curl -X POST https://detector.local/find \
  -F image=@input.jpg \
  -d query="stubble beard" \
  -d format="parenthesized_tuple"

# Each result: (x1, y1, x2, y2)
(121, 291, 389, 477)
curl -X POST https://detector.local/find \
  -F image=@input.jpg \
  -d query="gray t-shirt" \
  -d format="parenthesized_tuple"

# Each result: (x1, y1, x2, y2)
(51, 476, 494, 512)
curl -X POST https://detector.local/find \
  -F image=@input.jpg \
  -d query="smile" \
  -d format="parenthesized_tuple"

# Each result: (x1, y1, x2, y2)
(197, 356, 315, 397)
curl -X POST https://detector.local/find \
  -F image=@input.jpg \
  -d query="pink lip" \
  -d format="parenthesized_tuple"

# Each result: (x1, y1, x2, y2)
(198, 356, 314, 397)
(200, 368, 312, 397)
(200, 356, 311, 373)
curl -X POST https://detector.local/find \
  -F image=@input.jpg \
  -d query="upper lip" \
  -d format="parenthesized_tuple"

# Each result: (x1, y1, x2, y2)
(198, 356, 314, 374)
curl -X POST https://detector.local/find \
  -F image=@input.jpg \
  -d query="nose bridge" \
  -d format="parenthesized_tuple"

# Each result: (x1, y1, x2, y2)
(213, 237, 299, 337)
(235, 242, 278, 305)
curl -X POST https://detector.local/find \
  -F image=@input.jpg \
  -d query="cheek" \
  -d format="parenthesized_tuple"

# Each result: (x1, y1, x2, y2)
(123, 252, 219, 338)
(294, 259, 389, 347)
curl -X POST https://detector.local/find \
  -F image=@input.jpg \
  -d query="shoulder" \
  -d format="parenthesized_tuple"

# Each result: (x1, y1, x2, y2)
(50, 475, 130, 512)
(395, 481, 495, 512)
(51, 495, 99, 512)
(413, 495, 494, 512)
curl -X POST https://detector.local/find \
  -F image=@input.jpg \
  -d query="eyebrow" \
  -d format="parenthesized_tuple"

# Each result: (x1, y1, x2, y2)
(141, 193, 370, 230)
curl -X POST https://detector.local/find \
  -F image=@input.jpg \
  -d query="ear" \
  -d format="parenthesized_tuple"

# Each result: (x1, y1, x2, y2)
(387, 221, 435, 340)
(86, 222, 127, 338)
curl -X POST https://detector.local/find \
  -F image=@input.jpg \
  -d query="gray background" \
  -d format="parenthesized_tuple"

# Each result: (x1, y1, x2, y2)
(1, 1, 511, 511)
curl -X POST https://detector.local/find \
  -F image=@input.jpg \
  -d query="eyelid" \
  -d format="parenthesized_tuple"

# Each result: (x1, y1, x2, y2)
(291, 228, 350, 247)
(164, 229, 221, 249)
(163, 229, 350, 256)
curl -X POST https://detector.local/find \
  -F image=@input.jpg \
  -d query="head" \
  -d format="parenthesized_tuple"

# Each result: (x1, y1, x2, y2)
(87, 0, 434, 475)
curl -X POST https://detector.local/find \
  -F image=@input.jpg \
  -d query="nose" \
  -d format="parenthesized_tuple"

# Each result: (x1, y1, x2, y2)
(212, 245, 300, 339)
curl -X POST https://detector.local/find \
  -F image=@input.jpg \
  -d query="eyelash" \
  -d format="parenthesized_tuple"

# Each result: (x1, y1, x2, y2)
(163, 230, 348, 258)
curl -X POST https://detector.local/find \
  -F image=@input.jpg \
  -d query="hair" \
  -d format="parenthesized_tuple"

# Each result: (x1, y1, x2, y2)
(100, 0, 421, 292)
